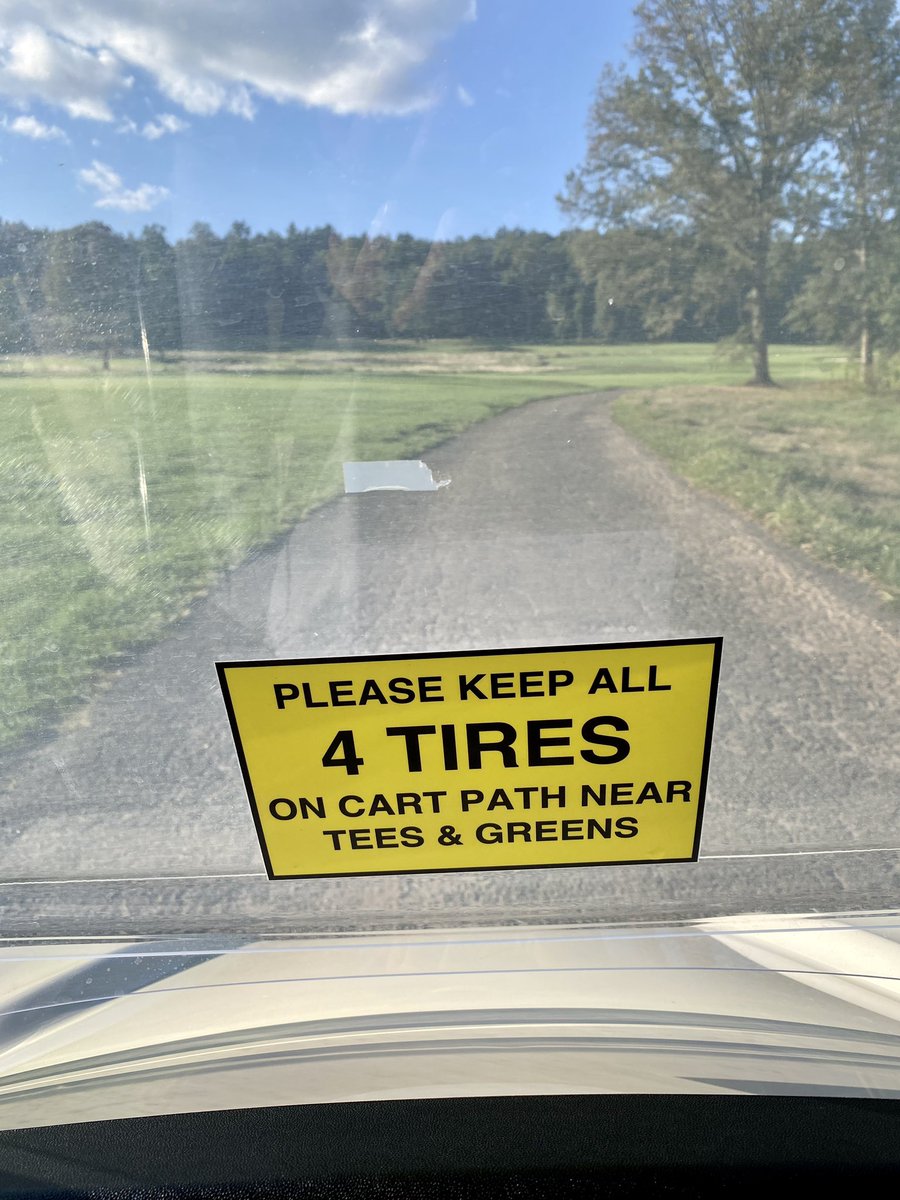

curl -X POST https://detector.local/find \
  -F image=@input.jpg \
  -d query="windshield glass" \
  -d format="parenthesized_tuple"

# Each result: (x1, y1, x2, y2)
(0, 1, 898, 1129)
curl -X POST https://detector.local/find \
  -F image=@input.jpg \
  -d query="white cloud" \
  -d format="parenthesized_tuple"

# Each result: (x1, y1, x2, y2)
(3, 111, 67, 139)
(141, 112, 188, 139)
(456, 83, 474, 107)
(0, 23, 128, 119)
(78, 158, 169, 211)
(0, 2, 476, 121)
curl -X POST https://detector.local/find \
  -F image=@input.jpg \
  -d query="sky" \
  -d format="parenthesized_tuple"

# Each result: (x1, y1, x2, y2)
(0, 1, 636, 240)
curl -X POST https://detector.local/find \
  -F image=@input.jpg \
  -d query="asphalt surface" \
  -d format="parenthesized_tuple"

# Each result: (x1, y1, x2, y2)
(1, 393, 898, 935)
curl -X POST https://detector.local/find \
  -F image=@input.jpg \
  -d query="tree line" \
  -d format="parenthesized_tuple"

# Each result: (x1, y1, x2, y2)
(0, 214, 891, 363)
(562, 0, 900, 385)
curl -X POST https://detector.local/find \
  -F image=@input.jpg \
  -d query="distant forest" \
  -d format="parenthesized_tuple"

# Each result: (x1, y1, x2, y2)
(0, 217, 876, 356)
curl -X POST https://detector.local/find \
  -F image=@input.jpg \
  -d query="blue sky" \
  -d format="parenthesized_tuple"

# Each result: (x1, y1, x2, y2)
(0, 1, 636, 240)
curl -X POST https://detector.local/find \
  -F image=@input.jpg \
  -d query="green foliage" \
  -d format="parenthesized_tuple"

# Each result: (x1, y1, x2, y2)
(787, 0, 900, 374)
(0, 217, 828, 358)
(561, 0, 900, 384)
(39, 222, 135, 360)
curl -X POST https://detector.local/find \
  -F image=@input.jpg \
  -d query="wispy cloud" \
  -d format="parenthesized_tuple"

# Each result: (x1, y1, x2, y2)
(141, 112, 189, 140)
(456, 84, 474, 107)
(0, 2, 477, 120)
(78, 158, 169, 212)
(3, 112, 68, 140)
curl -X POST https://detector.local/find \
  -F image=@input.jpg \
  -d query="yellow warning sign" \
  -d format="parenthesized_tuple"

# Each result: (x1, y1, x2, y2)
(217, 639, 721, 879)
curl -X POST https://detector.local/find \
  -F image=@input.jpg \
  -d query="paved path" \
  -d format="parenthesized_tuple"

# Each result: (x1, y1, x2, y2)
(2, 394, 898, 934)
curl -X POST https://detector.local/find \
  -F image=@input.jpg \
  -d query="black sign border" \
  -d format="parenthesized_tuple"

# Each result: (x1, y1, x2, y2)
(216, 637, 723, 880)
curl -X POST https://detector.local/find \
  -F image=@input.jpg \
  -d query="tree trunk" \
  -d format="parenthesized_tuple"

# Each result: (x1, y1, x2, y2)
(858, 239, 874, 388)
(859, 322, 874, 388)
(747, 279, 773, 386)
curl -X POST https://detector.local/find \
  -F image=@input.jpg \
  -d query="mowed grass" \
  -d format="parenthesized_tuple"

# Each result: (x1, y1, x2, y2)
(615, 383, 900, 607)
(0, 342, 841, 753)
(0, 339, 843, 387)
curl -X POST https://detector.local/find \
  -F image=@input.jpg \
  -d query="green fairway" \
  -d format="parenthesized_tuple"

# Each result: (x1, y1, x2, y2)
(0, 342, 841, 753)
(0, 339, 844, 389)
(615, 383, 900, 608)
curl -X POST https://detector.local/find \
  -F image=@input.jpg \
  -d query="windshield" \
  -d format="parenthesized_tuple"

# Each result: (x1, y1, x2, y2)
(0, 0, 898, 1135)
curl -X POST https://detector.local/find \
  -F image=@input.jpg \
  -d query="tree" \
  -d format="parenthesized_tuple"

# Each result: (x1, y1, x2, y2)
(0, 221, 47, 352)
(325, 235, 392, 337)
(175, 222, 224, 349)
(790, 0, 900, 382)
(40, 222, 135, 365)
(135, 225, 181, 354)
(560, 0, 841, 384)
(282, 225, 332, 340)
(566, 226, 732, 342)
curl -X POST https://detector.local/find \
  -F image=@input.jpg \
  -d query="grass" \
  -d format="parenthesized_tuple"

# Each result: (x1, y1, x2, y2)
(0, 339, 844, 387)
(615, 382, 900, 608)
(0, 341, 845, 754)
